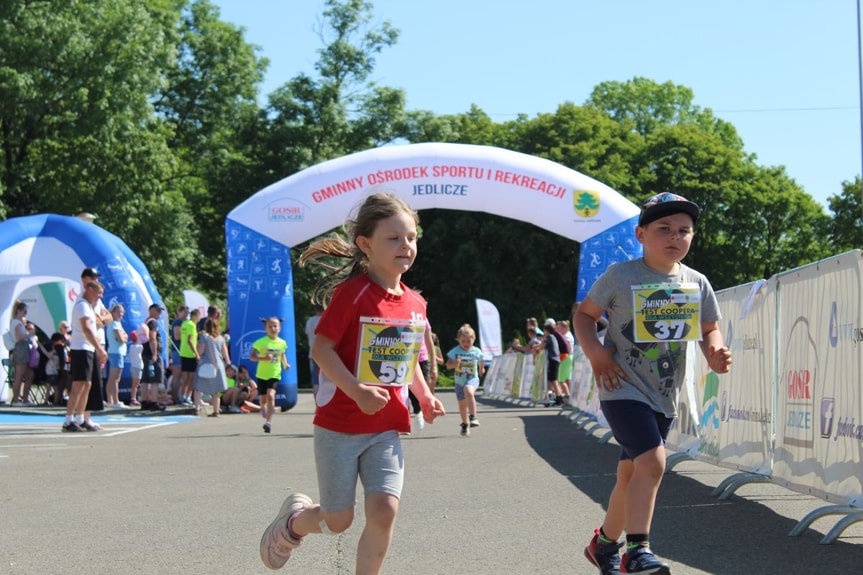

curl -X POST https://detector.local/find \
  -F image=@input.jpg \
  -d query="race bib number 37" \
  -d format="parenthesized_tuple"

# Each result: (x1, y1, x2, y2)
(632, 283, 702, 343)
(356, 317, 424, 386)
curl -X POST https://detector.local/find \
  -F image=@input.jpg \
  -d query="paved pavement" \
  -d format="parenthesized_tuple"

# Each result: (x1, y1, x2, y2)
(1, 390, 862, 574)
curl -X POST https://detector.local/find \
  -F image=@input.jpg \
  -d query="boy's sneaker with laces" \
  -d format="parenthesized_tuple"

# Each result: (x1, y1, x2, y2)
(260, 492, 313, 570)
(584, 529, 622, 575)
(620, 546, 670, 574)
(460, 422, 469, 436)
(469, 415, 480, 427)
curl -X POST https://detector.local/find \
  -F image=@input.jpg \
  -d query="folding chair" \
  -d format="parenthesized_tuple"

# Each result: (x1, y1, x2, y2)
(28, 369, 50, 406)
(2, 358, 13, 404)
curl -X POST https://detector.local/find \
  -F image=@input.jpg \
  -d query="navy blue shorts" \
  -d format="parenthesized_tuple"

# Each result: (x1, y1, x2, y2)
(601, 399, 674, 460)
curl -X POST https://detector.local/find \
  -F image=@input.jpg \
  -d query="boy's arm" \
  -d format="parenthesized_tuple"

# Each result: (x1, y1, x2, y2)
(573, 298, 626, 390)
(699, 322, 732, 374)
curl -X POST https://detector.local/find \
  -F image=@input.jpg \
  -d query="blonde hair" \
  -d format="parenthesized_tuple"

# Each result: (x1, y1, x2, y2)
(456, 323, 476, 339)
(298, 192, 419, 305)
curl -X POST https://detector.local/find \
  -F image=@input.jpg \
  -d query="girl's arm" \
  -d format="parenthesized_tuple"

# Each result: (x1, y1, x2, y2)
(409, 361, 446, 423)
(312, 333, 389, 415)
(221, 341, 231, 366)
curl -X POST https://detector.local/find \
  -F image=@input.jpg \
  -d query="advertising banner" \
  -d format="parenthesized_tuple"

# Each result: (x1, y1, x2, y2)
(772, 251, 863, 504)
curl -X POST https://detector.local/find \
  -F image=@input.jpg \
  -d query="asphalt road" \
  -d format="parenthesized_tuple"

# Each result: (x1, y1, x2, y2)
(1, 391, 862, 574)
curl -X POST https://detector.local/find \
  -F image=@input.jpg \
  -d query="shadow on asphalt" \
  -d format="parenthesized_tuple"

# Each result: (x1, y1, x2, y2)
(479, 395, 863, 575)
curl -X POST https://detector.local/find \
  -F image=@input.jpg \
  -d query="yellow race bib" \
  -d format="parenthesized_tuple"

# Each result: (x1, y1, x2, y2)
(356, 316, 425, 386)
(632, 283, 702, 343)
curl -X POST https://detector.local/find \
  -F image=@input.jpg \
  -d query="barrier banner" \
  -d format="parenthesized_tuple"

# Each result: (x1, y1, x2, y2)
(772, 251, 863, 504)
(570, 343, 604, 424)
(532, 351, 547, 402)
(675, 280, 774, 472)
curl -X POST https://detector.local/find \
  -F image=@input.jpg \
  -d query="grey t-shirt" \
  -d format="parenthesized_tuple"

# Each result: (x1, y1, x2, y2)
(587, 258, 721, 417)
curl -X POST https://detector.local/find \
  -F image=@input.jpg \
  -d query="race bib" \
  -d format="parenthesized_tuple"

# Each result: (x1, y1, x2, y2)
(632, 283, 702, 343)
(356, 316, 425, 386)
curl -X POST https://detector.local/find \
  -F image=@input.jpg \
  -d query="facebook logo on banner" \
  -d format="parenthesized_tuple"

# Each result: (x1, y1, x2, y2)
(576, 216, 641, 302)
(820, 397, 835, 439)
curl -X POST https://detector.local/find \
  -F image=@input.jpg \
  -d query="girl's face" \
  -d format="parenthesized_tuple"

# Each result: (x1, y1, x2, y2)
(113, 308, 124, 319)
(636, 212, 695, 273)
(357, 211, 418, 281)
(457, 333, 474, 349)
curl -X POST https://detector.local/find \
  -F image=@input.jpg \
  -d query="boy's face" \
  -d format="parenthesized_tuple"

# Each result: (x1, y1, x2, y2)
(636, 212, 695, 269)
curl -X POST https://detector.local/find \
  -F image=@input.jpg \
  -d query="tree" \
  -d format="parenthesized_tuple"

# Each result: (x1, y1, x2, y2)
(154, 0, 270, 294)
(828, 178, 863, 252)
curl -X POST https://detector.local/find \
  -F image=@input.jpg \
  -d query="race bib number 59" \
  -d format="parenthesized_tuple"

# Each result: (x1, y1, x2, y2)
(632, 283, 702, 343)
(356, 317, 424, 386)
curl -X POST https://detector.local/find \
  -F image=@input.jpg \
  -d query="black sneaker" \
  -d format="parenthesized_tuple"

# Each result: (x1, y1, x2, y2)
(263, 422, 271, 433)
(469, 415, 480, 427)
(460, 422, 470, 437)
(62, 422, 83, 433)
(140, 401, 152, 410)
(80, 421, 100, 432)
(151, 402, 166, 411)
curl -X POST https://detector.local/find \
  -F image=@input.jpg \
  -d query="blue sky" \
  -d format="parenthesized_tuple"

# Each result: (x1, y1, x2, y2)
(213, 0, 862, 210)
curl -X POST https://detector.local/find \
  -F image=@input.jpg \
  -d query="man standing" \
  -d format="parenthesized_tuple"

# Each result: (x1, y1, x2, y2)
(169, 305, 189, 403)
(63, 282, 108, 432)
(140, 303, 167, 411)
(198, 305, 221, 332)
(80, 267, 112, 426)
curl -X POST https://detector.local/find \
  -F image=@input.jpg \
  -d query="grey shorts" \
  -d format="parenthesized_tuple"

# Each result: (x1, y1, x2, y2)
(314, 426, 404, 513)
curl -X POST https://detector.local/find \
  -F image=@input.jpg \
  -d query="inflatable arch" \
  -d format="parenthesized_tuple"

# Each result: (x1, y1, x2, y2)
(227, 142, 643, 410)
(0, 214, 166, 402)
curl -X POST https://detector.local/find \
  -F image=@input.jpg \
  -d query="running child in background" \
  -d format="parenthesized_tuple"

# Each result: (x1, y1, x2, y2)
(446, 323, 485, 437)
(259, 192, 445, 575)
(250, 317, 289, 433)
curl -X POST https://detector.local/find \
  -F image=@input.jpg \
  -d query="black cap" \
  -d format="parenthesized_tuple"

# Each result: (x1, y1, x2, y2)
(149, 303, 165, 311)
(638, 193, 700, 227)
(81, 267, 100, 279)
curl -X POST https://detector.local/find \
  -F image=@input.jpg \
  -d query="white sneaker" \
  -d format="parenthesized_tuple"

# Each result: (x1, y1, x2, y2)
(415, 412, 425, 431)
(260, 493, 312, 569)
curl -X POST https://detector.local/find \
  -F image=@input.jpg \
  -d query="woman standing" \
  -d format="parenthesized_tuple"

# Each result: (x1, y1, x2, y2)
(105, 304, 129, 408)
(193, 317, 230, 416)
(9, 301, 33, 406)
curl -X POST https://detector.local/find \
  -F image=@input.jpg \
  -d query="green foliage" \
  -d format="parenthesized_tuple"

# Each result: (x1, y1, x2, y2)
(0, 1, 854, 350)
(828, 178, 863, 252)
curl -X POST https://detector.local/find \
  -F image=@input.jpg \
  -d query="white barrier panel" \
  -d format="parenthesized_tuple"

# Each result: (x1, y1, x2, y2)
(483, 355, 506, 395)
(483, 353, 540, 401)
(570, 343, 606, 426)
(672, 280, 775, 473)
(772, 251, 863, 504)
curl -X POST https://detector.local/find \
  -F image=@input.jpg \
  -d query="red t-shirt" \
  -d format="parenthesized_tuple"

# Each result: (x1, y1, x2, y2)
(313, 274, 427, 434)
